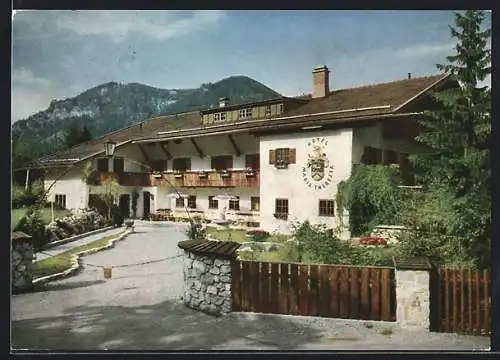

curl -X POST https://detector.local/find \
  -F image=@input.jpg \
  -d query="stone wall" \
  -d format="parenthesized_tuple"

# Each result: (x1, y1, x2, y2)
(11, 233, 34, 294)
(395, 269, 430, 330)
(182, 251, 232, 315)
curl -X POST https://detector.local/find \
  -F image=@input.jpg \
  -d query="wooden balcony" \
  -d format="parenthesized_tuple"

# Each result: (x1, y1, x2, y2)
(151, 170, 260, 189)
(93, 172, 152, 187)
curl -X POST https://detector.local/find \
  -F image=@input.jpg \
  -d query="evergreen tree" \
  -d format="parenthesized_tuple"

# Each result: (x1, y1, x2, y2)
(64, 122, 81, 149)
(64, 122, 93, 149)
(78, 125, 92, 144)
(404, 10, 491, 268)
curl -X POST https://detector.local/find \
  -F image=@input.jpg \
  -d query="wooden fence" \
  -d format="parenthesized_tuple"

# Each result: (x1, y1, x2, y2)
(231, 260, 396, 321)
(430, 267, 491, 335)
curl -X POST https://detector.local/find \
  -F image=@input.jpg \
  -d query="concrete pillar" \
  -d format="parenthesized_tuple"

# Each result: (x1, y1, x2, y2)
(108, 157, 114, 172)
(394, 258, 432, 331)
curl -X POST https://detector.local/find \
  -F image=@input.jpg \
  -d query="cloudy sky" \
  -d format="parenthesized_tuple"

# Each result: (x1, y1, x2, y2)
(12, 10, 491, 123)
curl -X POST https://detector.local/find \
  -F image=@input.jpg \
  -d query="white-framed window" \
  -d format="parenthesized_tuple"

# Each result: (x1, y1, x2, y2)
(214, 112, 227, 122)
(238, 108, 253, 119)
(54, 194, 66, 209)
(265, 105, 271, 116)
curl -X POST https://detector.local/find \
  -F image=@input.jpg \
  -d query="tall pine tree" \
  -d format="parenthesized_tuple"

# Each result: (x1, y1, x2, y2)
(404, 10, 491, 268)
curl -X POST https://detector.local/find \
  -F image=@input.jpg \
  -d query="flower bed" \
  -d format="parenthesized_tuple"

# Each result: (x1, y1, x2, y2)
(359, 236, 388, 247)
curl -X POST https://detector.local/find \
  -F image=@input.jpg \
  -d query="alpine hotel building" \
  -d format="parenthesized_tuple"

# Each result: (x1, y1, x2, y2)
(33, 66, 458, 236)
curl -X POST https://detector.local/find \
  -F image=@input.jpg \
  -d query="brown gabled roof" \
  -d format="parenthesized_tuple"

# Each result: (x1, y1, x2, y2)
(32, 73, 453, 167)
(34, 111, 202, 167)
(284, 73, 451, 118)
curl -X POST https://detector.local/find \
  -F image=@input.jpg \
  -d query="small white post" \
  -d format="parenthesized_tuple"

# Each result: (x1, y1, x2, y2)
(24, 169, 30, 191)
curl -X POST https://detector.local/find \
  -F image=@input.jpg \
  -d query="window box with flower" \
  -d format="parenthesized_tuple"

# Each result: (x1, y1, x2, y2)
(198, 170, 208, 179)
(245, 167, 256, 177)
(275, 159, 288, 169)
(220, 169, 231, 178)
(174, 170, 184, 179)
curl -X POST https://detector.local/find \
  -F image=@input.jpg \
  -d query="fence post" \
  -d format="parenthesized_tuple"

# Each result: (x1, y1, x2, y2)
(393, 257, 432, 331)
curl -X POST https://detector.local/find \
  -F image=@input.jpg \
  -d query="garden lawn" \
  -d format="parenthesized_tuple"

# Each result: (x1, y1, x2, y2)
(206, 227, 247, 243)
(206, 227, 291, 244)
(240, 242, 398, 267)
(33, 232, 124, 279)
(11, 208, 71, 230)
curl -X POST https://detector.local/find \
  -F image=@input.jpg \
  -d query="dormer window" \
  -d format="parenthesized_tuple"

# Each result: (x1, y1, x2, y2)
(214, 112, 226, 122)
(238, 108, 253, 119)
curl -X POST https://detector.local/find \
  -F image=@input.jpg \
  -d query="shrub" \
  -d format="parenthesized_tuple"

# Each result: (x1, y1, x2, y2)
(14, 209, 48, 250)
(246, 229, 269, 242)
(186, 220, 206, 241)
(336, 164, 407, 236)
(12, 186, 38, 209)
(292, 221, 393, 266)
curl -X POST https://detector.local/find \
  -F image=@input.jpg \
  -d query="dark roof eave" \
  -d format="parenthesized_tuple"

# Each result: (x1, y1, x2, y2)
(134, 111, 423, 143)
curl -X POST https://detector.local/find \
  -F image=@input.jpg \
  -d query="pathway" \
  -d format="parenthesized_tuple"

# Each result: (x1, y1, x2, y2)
(35, 227, 126, 262)
(12, 222, 490, 351)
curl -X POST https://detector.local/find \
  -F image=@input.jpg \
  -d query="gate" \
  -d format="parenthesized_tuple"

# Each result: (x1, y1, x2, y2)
(430, 265, 490, 335)
(232, 260, 396, 321)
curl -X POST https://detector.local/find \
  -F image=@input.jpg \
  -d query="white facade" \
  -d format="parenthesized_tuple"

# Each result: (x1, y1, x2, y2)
(44, 167, 89, 211)
(259, 129, 353, 236)
(42, 122, 419, 233)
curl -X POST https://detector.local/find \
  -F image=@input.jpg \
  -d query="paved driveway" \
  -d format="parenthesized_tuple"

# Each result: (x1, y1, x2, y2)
(11, 222, 490, 351)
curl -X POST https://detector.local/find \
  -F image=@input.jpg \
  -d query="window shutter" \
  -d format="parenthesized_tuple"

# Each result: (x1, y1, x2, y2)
(186, 158, 191, 171)
(289, 148, 296, 164)
(269, 149, 276, 164)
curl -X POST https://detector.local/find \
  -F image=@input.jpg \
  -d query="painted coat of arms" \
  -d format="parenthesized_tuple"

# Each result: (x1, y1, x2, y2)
(302, 137, 334, 189)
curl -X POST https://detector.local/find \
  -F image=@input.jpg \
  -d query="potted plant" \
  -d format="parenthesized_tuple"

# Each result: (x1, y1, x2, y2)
(220, 169, 231, 178)
(152, 172, 162, 179)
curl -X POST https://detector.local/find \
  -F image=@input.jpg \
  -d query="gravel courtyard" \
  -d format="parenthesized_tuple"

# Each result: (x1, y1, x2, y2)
(11, 222, 490, 351)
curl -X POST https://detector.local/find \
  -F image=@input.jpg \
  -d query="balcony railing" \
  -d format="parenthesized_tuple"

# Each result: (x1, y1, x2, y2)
(92, 171, 152, 187)
(151, 169, 260, 189)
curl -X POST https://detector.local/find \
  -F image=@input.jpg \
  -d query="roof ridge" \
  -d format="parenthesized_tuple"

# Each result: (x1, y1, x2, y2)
(329, 73, 447, 94)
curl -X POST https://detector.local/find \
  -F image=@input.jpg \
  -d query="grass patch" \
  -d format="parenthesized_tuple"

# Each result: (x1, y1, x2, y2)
(207, 227, 291, 244)
(33, 232, 124, 279)
(206, 228, 248, 243)
(11, 208, 72, 229)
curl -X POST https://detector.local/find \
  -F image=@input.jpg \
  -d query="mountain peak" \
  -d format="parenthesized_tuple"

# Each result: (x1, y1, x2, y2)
(12, 76, 281, 159)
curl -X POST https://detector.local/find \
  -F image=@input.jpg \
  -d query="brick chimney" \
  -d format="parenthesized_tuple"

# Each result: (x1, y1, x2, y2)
(312, 65, 330, 98)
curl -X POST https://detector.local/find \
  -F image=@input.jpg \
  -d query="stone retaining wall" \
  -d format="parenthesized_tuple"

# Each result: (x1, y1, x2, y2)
(182, 251, 232, 315)
(11, 232, 34, 294)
